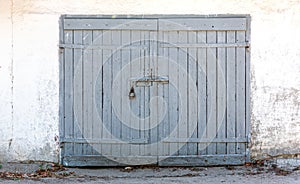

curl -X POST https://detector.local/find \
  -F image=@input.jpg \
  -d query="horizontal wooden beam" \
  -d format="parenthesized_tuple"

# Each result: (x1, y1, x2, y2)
(61, 137, 248, 144)
(59, 44, 148, 50)
(62, 155, 158, 166)
(159, 154, 246, 166)
(63, 15, 250, 19)
(160, 42, 249, 48)
(62, 154, 246, 166)
(60, 138, 148, 144)
(64, 19, 157, 30)
(159, 18, 247, 31)
(162, 137, 248, 143)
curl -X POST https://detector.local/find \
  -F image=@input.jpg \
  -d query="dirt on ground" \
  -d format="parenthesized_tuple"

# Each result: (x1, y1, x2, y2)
(0, 161, 299, 184)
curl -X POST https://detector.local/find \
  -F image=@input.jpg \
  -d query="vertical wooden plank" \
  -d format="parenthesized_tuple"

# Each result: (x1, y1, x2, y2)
(216, 31, 226, 154)
(236, 31, 246, 155)
(168, 31, 179, 156)
(64, 30, 74, 156)
(149, 31, 158, 157)
(157, 31, 170, 156)
(197, 31, 207, 155)
(178, 31, 188, 156)
(245, 17, 251, 161)
(121, 30, 131, 156)
(137, 31, 145, 156)
(83, 30, 93, 155)
(137, 31, 144, 156)
(111, 30, 122, 156)
(92, 30, 103, 155)
(73, 30, 83, 156)
(226, 31, 236, 154)
(144, 31, 151, 156)
(163, 31, 170, 156)
(59, 23, 65, 161)
(139, 31, 146, 156)
(165, 32, 171, 156)
(157, 31, 163, 157)
(187, 31, 197, 155)
(102, 30, 112, 156)
(128, 30, 134, 156)
(130, 30, 141, 156)
(206, 31, 217, 155)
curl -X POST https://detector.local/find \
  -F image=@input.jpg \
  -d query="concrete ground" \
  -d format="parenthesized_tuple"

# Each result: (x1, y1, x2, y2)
(0, 162, 299, 184)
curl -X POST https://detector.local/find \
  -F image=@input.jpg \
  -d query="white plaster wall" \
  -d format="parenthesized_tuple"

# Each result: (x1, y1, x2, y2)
(0, 0, 299, 162)
(0, 0, 13, 161)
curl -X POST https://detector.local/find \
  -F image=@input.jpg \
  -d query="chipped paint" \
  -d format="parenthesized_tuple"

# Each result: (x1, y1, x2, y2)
(251, 87, 300, 159)
(0, 0, 299, 162)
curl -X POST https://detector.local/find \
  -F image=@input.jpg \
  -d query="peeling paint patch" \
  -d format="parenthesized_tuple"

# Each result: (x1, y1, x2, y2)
(251, 87, 300, 159)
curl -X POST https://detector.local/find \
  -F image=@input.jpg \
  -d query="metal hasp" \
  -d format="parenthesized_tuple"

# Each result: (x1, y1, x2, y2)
(132, 75, 169, 87)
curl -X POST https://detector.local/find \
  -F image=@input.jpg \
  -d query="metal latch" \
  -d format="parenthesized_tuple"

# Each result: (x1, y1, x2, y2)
(131, 75, 169, 87)
(128, 76, 169, 99)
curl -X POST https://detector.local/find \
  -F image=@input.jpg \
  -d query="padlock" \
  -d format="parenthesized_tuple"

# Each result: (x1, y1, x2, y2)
(129, 87, 135, 98)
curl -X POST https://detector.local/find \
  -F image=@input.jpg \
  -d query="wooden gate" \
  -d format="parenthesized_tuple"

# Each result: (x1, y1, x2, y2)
(59, 15, 251, 166)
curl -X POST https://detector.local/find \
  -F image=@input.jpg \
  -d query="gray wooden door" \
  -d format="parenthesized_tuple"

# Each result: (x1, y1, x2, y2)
(60, 15, 250, 166)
